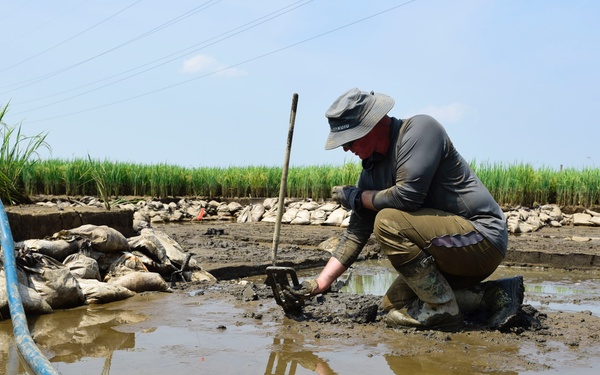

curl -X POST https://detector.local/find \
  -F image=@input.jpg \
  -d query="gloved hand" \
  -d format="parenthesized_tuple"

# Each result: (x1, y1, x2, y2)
(283, 279, 319, 301)
(331, 185, 363, 212)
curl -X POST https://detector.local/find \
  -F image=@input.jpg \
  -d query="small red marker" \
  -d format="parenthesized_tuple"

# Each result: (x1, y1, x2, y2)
(196, 207, 205, 221)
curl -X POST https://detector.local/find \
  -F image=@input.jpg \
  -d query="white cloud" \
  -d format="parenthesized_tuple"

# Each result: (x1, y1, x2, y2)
(417, 103, 473, 124)
(181, 55, 216, 73)
(180, 54, 245, 76)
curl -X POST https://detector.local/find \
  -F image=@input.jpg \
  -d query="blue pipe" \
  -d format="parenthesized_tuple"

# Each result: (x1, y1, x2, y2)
(1, 199, 60, 375)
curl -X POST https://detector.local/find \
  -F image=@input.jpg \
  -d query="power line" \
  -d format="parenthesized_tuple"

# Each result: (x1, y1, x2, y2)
(25, 0, 418, 123)
(0, 0, 222, 92)
(0, 0, 143, 75)
(12, 0, 314, 115)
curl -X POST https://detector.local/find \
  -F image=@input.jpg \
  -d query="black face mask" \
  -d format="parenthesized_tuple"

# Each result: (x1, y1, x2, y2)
(362, 152, 385, 171)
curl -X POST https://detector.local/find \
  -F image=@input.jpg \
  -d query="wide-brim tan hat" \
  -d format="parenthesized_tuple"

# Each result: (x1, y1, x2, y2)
(324, 88, 395, 150)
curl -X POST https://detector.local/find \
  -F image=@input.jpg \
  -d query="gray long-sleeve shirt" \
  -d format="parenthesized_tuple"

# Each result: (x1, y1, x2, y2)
(333, 115, 508, 268)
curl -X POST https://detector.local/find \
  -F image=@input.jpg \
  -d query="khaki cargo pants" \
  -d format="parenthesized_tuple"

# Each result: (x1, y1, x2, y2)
(373, 208, 504, 311)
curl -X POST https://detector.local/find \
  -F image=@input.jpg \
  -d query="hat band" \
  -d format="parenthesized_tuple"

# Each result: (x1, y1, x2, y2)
(330, 123, 351, 132)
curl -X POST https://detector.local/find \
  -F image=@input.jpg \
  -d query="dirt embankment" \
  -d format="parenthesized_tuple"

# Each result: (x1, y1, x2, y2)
(150, 220, 600, 277)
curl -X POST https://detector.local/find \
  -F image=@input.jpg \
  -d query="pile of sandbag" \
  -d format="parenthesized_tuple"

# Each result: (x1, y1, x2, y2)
(0, 224, 215, 321)
(128, 196, 599, 233)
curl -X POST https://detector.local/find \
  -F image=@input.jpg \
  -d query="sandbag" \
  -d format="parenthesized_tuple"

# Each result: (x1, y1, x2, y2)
(87, 250, 126, 276)
(63, 253, 101, 280)
(104, 252, 148, 280)
(189, 270, 217, 284)
(290, 209, 311, 225)
(324, 207, 348, 226)
(1, 269, 53, 320)
(310, 209, 328, 225)
(263, 198, 277, 210)
(77, 279, 135, 304)
(129, 250, 177, 276)
(17, 238, 80, 262)
(128, 234, 170, 264)
(22, 253, 86, 309)
(236, 205, 253, 223)
(138, 228, 201, 270)
(281, 208, 299, 224)
(53, 224, 129, 253)
(237, 204, 266, 223)
(106, 271, 169, 293)
(260, 209, 278, 223)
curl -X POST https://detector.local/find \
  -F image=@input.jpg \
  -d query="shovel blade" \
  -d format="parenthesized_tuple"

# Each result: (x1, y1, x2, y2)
(265, 266, 304, 313)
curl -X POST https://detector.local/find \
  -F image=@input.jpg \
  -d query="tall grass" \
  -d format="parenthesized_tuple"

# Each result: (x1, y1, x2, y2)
(555, 167, 600, 207)
(472, 162, 600, 207)
(87, 155, 112, 210)
(15, 159, 362, 201)
(4, 155, 600, 208)
(0, 103, 50, 204)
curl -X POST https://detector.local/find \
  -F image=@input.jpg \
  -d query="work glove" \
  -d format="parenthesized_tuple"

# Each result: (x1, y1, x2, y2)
(282, 279, 319, 301)
(331, 185, 363, 212)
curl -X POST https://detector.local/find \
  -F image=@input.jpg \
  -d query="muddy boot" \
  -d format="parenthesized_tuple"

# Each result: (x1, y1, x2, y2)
(485, 276, 525, 330)
(381, 275, 417, 313)
(454, 276, 525, 330)
(385, 252, 463, 330)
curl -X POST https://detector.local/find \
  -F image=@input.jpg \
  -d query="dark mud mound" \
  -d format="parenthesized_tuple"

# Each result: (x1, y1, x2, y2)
(461, 303, 548, 333)
(225, 281, 546, 333)
(285, 293, 382, 325)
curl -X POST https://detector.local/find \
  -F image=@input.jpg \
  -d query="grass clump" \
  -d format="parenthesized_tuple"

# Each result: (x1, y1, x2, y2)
(0, 103, 50, 205)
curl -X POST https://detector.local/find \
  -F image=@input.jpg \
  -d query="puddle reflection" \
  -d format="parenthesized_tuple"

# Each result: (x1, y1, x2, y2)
(265, 338, 336, 375)
(0, 305, 146, 374)
(31, 306, 146, 362)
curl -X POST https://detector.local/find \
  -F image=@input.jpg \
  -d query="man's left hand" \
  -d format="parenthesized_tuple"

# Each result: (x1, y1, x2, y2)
(331, 185, 363, 212)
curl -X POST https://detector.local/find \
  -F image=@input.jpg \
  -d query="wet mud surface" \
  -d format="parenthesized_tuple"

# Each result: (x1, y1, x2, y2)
(2, 216, 600, 374)
(150, 221, 600, 374)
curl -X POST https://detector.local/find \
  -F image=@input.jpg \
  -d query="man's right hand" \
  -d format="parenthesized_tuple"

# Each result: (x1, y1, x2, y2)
(282, 279, 319, 301)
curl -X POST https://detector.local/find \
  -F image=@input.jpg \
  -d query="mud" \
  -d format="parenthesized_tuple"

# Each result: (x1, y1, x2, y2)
(2, 214, 600, 374)
(129, 221, 600, 373)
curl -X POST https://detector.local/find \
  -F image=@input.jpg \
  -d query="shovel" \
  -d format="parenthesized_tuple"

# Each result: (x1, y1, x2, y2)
(265, 93, 303, 313)
(265, 266, 304, 313)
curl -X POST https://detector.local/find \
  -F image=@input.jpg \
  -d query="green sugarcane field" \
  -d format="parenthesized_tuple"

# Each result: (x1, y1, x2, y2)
(2, 104, 599, 208)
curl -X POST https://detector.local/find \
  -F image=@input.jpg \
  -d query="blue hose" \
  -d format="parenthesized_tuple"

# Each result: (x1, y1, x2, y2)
(1, 199, 60, 375)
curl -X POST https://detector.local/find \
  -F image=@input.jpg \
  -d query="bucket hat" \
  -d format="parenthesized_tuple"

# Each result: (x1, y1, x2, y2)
(324, 88, 395, 150)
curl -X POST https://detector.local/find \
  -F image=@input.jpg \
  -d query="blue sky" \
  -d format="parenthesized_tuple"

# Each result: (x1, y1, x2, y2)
(1, 0, 598, 169)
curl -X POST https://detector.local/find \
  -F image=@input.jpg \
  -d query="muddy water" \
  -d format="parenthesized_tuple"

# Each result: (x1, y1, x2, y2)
(1, 264, 599, 375)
